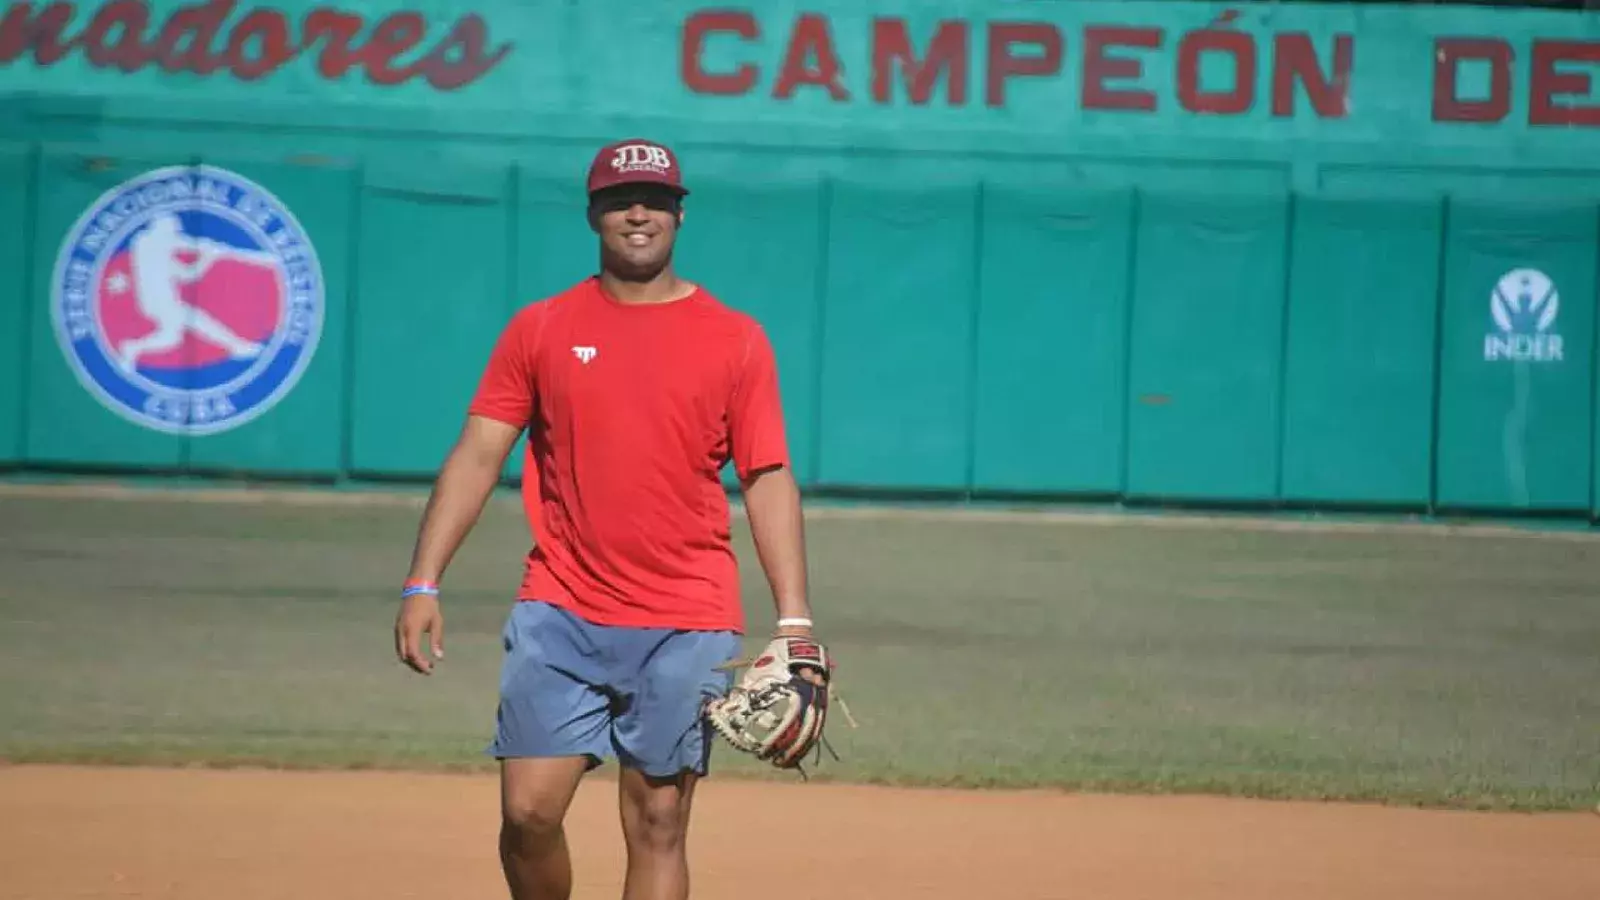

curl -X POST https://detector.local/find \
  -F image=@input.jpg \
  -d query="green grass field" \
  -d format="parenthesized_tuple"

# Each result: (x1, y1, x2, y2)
(1, 485, 1596, 811)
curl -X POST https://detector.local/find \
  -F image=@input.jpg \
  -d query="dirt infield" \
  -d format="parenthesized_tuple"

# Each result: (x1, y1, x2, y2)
(4, 765, 1598, 900)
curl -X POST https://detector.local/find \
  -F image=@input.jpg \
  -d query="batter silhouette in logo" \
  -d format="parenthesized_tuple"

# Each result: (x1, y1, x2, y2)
(52, 166, 325, 435)
(117, 212, 270, 373)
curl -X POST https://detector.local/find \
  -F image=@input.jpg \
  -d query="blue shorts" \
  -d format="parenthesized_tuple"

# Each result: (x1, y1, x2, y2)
(486, 600, 743, 778)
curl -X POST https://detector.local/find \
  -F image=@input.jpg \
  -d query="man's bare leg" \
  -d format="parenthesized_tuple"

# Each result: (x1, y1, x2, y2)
(500, 756, 591, 900)
(618, 767, 699, 900)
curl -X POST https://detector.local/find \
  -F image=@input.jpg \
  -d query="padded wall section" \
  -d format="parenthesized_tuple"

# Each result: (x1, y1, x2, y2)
(185, 156, 356, 476)
(816, 181, 979, 490)
(348, 163, 513, 477)
(972, 184, 1133, 494)
(26, 151, 192, 468)
(674, 178, 826, 487)
(1435, 200, 1596, 512)
(1125, 190, 1290, 501)
(0, 144, 29, 465)
(1280, 194, 1443, 506)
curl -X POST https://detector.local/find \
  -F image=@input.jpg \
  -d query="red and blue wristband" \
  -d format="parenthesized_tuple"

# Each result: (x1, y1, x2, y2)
(401, 579, 440, 599)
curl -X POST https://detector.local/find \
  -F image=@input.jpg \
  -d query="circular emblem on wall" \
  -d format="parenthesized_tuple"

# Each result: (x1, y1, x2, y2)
(51, 164, 324, 435)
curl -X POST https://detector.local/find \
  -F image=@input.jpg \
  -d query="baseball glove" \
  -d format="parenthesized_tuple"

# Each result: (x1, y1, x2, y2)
(703, 634, 856, 775)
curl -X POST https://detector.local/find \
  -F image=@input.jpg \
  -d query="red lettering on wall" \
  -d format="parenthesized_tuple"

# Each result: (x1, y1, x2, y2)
(301, 8, 361, 79)
(1, 1, 73, 64)
(1271, 33, 1350, 118)
(671, 9, 1600, 128)
(1177, 29, 1256, 115)
(681, 9, 758, 96)
(395, 12, 506, 90)
(872, 18, 967, 106)
(1082, 26, 1160, 111)
(228, 8, 291, 80)
(1530, 40, 1600, 127)
(1433, 38, 1512, 123)
(148, 0, 229, 74)
(359, 11, 426, 86)
(80, 0, 148, 70)
(773, 12, 848, 100)
(985, 22, 1061, 108)
(0, 0, 511, 90)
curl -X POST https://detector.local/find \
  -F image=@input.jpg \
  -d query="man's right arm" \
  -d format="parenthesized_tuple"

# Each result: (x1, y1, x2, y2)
(404, 415, 523, 587)
(395, 308, 539, 675)
(394, 416, 521, 675)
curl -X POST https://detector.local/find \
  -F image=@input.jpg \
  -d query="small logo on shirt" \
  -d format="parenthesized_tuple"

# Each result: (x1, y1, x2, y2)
(572, 345, 597, 364)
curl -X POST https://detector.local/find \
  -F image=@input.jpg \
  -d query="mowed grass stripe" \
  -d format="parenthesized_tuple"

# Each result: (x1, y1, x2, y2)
(1, 492, 1595, 810)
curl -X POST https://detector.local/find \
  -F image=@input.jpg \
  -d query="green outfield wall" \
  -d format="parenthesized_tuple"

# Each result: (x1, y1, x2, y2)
(2, 0, 1598, 517)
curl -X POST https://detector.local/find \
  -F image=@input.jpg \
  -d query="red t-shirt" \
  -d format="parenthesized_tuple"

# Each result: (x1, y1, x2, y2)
(467, 276, 790, 634)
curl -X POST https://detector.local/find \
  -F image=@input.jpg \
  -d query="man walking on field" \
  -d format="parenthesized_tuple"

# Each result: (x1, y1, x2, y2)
(393, 138, 817, 900)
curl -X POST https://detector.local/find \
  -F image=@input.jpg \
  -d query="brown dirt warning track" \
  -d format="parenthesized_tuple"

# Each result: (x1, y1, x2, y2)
(3, 764, 1598, 900)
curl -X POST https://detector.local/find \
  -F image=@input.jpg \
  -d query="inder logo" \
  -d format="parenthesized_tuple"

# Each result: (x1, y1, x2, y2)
(1483, 268, 1562, 364)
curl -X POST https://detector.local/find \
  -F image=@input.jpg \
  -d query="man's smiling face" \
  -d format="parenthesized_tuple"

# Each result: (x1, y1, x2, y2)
(590, 184, 684, 282)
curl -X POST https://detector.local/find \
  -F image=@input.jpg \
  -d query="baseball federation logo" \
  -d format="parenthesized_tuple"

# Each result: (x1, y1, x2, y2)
(51, 165, 325, 434)
(1483, 268, 1563, 363)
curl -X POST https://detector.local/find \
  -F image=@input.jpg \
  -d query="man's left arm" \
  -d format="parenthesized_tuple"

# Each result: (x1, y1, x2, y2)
(743, 464, 811, 635)
(729, 324, 812, 636)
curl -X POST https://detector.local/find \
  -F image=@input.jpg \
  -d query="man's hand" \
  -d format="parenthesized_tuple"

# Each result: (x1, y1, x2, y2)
(773, 620, 823, 684)
(395, 593, 445, 675)
(390, 415, 520, 677)
(396, 592, 448, 669)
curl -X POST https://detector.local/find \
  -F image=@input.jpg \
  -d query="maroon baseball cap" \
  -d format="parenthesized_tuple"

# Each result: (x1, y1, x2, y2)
(586, 138, 689, 196)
